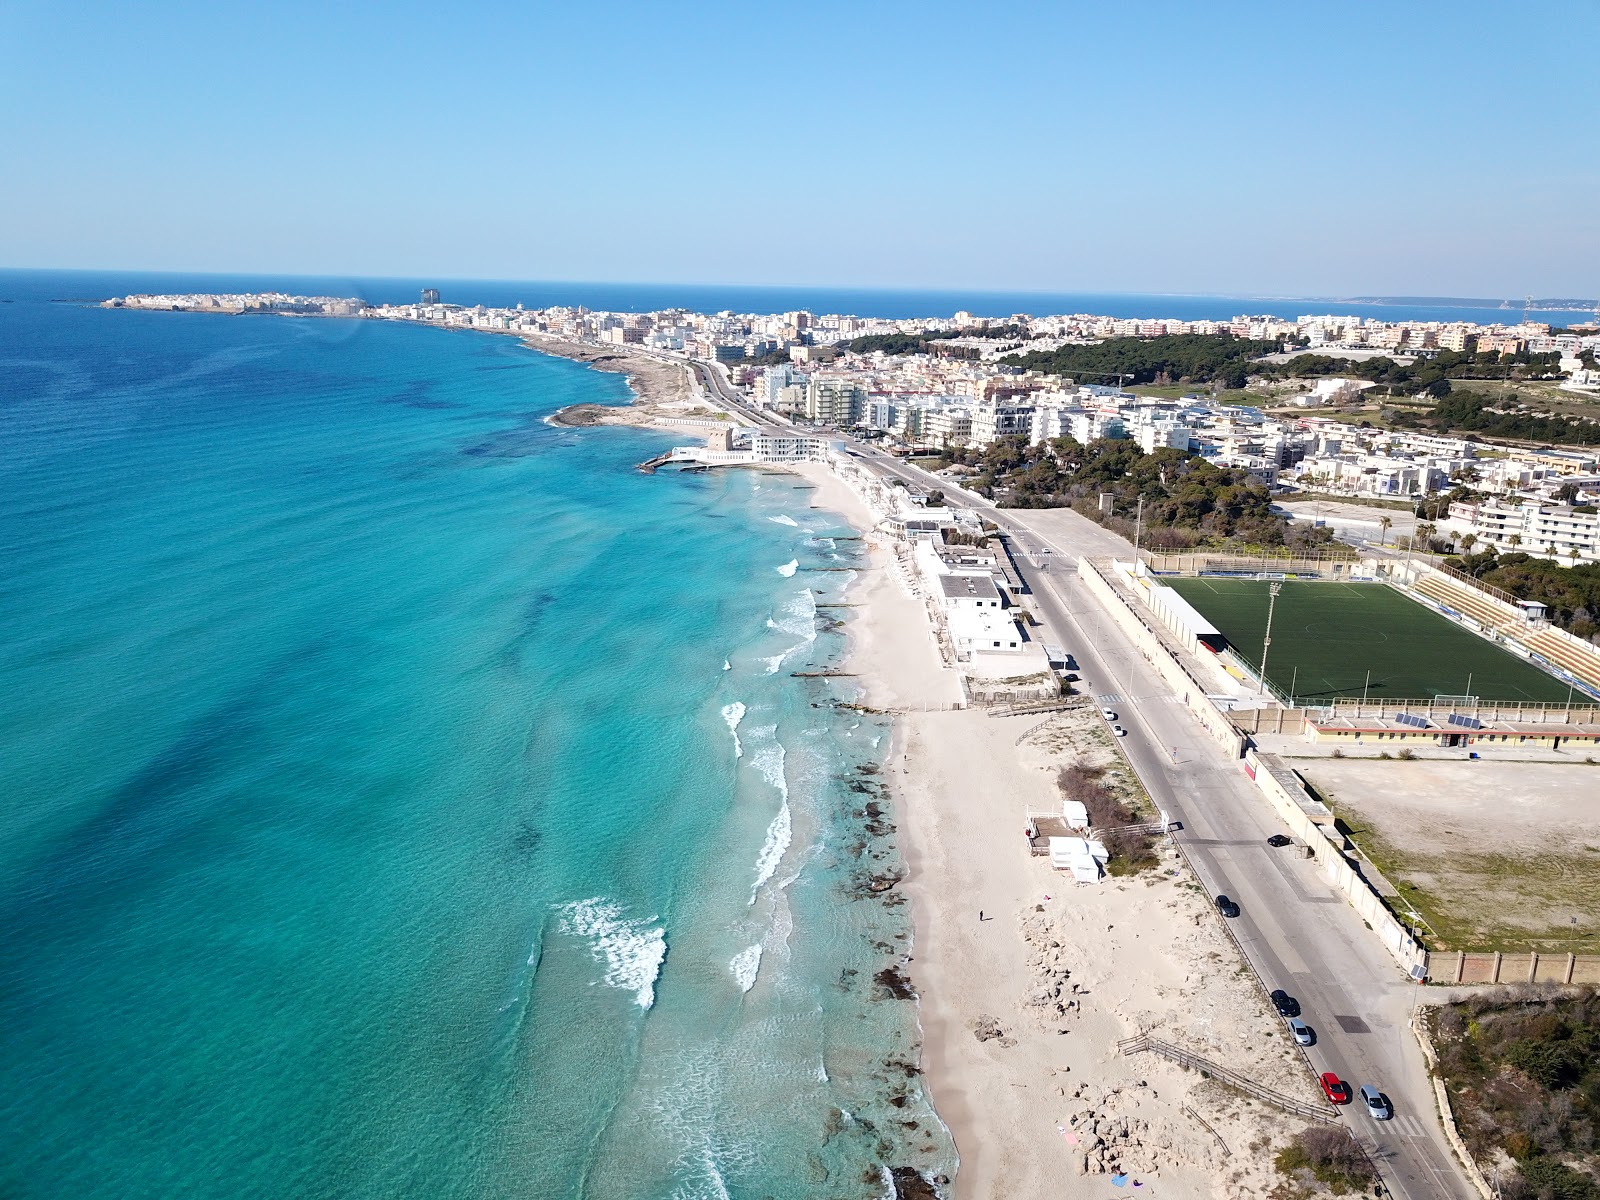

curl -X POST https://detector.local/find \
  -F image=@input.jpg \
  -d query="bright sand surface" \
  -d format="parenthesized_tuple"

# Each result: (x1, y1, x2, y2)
(797, 461, 1323, 1200)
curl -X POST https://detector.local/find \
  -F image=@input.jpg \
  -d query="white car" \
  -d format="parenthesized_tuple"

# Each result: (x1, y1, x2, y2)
(1101, 709, 1118, 721)
(1288, 1017, 1314, 1046)
(1112, 725, 1128, 738)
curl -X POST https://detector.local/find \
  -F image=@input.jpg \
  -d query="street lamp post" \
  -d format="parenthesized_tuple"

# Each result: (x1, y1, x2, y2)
(1260, 581, 1283, 695)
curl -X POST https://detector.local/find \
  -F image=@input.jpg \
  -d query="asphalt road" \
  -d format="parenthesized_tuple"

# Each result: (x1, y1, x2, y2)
(836, 441, 1478, 1200)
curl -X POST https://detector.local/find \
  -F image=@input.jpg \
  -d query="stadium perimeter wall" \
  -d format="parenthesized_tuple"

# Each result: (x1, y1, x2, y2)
(1077, 558, 1245, 757)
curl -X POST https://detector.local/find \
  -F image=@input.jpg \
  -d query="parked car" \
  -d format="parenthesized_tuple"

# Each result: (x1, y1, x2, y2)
(1320, 1073, 1353, 1105)
(1266, 834, 1292, 848)
(1288, 1017, 1314, 1046)
(1359, 1085, 1393, 1120)
(1215, 894, 1240, 918)
(1112, 725, 1128, 737)
(1270, 989, 1301, 1017)
(1101, 708, 1118, 721)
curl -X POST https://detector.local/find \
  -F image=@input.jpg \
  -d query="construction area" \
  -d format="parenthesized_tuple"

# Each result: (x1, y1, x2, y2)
(1298, 757, 1600, 955)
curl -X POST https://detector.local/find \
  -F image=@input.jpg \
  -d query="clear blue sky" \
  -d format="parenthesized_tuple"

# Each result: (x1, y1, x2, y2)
(3, 0, 1594, 297)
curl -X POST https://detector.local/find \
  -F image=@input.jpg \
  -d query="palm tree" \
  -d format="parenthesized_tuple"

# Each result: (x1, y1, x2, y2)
(1461, 533, 1478, 554)
(1508, 534, 1522, 550)
(1379, 515, 1393, 546)
(1417, 521, 1438, 551)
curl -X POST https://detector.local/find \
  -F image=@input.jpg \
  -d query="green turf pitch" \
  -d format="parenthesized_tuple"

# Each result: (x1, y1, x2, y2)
(1163, 578, 1573, 704)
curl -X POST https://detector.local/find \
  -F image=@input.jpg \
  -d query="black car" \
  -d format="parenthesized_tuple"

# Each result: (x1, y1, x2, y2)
(1215, 894, 1240, 918)
(1270, 989, 1301, 1017)
(1267, 834, 1292, 848)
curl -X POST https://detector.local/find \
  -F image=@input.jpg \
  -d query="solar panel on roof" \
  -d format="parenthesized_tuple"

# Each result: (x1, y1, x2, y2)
(1393, 713, 1429, 728)
(1446, 714, 1482, 730)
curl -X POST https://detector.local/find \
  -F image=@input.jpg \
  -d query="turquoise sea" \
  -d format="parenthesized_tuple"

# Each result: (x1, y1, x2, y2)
(0, 276, 952, 1198)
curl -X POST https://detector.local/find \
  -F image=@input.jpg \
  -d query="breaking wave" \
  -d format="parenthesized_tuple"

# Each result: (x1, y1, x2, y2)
(729, 944, 762, 993)
(775, 559, 798, 577)
(766, 514, 798, 527)
(721, 701, 746, 758)
(747, 731, 792, 903)
(557, 897, 667, 1009)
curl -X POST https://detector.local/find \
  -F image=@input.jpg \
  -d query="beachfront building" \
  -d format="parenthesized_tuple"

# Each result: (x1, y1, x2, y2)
(751, 432, 836, 463)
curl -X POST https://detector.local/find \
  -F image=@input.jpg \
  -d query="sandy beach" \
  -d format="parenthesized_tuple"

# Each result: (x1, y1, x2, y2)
(519, 333, 732, 430)
(799, 463, 1325, 1200)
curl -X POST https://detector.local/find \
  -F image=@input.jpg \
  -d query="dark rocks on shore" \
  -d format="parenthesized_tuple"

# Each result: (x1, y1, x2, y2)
(548, 403, 619, 427)
(873, 965, 916, 1001)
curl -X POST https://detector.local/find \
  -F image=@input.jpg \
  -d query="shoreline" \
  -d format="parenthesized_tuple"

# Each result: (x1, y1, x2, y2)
(800, 461, 1322, 1200)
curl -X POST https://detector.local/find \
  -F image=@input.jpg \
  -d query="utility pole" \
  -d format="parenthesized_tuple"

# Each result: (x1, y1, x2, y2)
(1260, 581, 1283, 695)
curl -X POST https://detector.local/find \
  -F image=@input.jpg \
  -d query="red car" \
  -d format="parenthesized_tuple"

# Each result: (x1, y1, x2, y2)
(1321, 1072, 1353, 1105)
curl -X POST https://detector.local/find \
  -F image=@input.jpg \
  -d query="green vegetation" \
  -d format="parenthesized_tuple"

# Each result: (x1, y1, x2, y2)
(1429, 992, 1600, 1200)
(843, 324, 1028, 357)
(1165, 578, 1575, 702)
(1056, 761, 1156, 874)
(941, 435, 1333, 551)
(1390, 391, 1600, 446)
(1443, 549, 1600, 641)
(1001, 333, 1285, 389)
(1257, 347, 1564, 397)
(1273, 1127, 1375, 1194)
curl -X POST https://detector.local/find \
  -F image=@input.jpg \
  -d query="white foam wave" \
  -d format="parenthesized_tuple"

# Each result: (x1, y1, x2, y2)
(722, 658, 731, 672)
(721, 701, 746, 758)
(747, 730, 787, 799)
(557, 897, 666, 1009)
(767, 514, 798, 527)
(749, 803, 792, 904)
(775, 558, 798, 577)
(730, 944, 762, 993)
(760, 653, 784, 675)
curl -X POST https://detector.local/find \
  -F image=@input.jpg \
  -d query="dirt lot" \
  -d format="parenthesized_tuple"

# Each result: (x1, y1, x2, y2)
(1301, 759, 1600, 953)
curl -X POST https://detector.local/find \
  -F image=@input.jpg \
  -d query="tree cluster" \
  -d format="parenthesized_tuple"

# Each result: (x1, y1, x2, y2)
(1390, 392, 1600, 446)
(1000, 333, 1284, 389)
(843, 324, 1029, 358)
(941, 435, 1334, 552)
(1257, 347, 1564, 398)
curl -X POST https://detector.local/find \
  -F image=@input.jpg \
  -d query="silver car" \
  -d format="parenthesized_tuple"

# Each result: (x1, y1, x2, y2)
(1359, 1085, 1393, 1120)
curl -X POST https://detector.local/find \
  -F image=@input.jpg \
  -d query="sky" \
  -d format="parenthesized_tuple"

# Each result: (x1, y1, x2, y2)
(2, 0, 1595, 298)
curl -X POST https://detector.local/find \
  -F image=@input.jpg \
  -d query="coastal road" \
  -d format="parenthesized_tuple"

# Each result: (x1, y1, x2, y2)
(839, 445, 1478, 1200)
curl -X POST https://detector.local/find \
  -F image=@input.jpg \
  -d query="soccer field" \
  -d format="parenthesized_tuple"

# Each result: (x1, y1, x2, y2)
(1164, 578, 1573, 704)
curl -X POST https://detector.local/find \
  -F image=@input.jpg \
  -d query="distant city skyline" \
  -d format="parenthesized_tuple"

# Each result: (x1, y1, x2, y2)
(3, 0, 1596, 296)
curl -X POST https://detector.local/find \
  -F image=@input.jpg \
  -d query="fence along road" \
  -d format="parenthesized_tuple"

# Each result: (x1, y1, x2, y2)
(838, 443, 1480, 1200)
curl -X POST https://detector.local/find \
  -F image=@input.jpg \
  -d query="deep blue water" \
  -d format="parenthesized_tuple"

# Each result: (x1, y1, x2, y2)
(5, 267, 1594, 327)
(0, 274, 949, 1197)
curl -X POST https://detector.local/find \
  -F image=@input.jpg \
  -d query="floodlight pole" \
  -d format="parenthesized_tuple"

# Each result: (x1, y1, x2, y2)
(1133, 497, 1144, 567)
(1260, 581, 1283, 694)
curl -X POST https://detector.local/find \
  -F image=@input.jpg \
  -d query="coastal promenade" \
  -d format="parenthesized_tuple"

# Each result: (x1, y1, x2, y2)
(844, 445, 1478, 1200)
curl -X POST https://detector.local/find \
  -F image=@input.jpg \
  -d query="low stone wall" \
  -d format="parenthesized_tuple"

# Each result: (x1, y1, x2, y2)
(1229, 707, 1308, 735)
(1428, 949, 1600, 985)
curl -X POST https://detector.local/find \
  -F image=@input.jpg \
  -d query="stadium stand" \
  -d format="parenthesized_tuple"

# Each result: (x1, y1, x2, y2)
(1413, 574, 1523, 635)
(1524, 629, 1600, 692)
